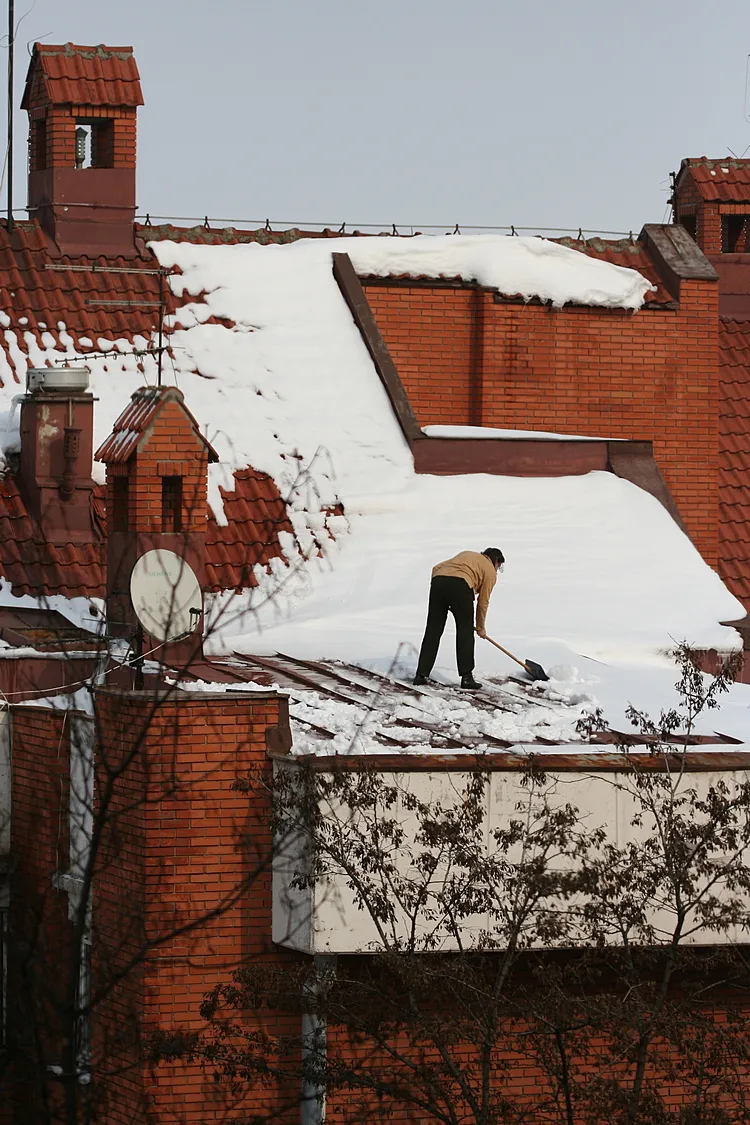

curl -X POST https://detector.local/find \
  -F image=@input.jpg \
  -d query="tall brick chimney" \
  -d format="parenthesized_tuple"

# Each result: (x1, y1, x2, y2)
(18, 367, 97, 543)
(21, 43, 144, 256)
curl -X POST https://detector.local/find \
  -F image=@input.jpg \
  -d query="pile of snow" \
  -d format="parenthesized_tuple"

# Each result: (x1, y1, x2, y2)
(423, 424, 615, 442)
(344, 235, 655, 310)
(207, 470, 742, 660)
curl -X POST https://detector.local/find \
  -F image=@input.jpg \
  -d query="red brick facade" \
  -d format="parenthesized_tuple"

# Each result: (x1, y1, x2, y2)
(102, 396, 212, 537)
(364, 279, 721, 565)
(93, 689, 296, 1125)
(7, 707, 77, 1125)
(5, 687, 296, 1124)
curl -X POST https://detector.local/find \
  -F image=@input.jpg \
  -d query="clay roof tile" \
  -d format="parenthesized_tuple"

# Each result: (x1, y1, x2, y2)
(22, 42, 144, 109)
(678, 158, 750, 204)
(719, 317, 750, 604)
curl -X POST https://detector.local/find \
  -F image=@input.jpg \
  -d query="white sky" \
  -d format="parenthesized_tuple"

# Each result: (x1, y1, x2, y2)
(6, 0, 750, 235)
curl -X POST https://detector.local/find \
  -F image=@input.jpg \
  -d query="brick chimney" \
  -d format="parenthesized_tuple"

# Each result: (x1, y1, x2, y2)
(18, 367, 97, 543)
(95, 386, 218, 653)
(21, 43, 144, 256)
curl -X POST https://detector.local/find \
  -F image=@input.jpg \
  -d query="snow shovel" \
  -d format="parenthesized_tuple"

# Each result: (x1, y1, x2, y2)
(484, 635, 549, 682)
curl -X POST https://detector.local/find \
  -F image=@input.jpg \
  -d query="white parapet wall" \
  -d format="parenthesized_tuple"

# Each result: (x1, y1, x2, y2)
(271, 755, 750, 956)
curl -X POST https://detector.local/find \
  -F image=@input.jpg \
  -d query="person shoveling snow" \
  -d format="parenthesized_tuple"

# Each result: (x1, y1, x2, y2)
(415, 547, 505, 690)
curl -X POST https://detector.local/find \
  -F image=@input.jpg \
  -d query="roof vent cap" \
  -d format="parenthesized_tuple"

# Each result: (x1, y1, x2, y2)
(27, 366, 91, 394)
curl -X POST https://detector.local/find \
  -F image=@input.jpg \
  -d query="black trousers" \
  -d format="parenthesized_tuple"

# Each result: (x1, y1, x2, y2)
(416, 575, 475, 678)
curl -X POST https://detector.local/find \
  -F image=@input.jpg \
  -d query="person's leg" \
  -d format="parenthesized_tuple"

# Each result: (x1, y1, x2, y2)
(447, 578, 476, 677)
(416, 578, 450, 678)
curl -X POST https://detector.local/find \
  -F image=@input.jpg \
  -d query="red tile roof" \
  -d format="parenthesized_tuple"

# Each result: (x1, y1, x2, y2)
(0, 215, 679, 600)
(0, 466, 294, 600)
(719, 317, 750, 606)
(677, 158, 750, 203)
(0, 221, 341, 384)
(22, 43, 143, 109)
(205, 469, 294, 592)
(0, 476, 104, 598)
(0, 218, 346, 600)
(95, 386, 219, 464)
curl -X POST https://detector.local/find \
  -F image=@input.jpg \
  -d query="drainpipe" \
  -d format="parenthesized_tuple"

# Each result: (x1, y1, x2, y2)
(301, 953, 336, 1125)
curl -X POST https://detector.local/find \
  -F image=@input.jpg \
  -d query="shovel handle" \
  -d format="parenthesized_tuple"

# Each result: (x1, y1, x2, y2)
(483, 634, 529, 672)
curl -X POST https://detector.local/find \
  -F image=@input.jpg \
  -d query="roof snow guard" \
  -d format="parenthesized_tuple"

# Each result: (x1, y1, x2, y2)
(95, 386, 218, 464)
(676, 158, 750, 204)
(21, 42, 144, 109)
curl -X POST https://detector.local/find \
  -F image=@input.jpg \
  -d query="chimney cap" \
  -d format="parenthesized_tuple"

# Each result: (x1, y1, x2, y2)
(21, 42, 143, 110)
(27, 366, 91, 394)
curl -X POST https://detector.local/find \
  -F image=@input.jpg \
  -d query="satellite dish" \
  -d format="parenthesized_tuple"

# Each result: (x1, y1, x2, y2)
(130, 549, 202, 643)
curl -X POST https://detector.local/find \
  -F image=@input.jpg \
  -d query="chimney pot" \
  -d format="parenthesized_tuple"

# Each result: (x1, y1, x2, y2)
(18, 371, 97, 541)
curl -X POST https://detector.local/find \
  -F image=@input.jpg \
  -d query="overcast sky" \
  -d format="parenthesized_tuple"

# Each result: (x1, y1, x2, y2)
(8, 0, 750, 236)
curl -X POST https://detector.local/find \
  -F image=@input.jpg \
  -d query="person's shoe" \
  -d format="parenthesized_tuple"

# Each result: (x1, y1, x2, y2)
(414, 675, 430, 686)
(461, 674, 483, 691)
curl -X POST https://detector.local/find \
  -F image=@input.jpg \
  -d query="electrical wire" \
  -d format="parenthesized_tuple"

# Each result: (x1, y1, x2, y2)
(135, 213, 633, 240)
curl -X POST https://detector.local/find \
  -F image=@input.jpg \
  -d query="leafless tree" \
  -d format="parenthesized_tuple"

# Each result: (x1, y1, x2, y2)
(0, 452, 337, 1125)
(194, 646, 750, 1125)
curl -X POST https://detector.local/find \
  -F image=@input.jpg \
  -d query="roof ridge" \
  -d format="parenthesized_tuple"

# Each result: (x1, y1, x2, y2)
(35, 42, 135, 60)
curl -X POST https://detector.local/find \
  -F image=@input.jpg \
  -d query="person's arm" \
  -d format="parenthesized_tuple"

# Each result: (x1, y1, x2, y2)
(475, 566, 497, 637)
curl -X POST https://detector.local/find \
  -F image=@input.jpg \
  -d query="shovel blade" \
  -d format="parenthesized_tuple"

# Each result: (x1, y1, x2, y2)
(524, 659, 549, 682)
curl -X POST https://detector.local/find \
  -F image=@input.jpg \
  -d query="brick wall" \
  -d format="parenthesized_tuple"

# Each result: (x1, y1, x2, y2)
(675, 173, 722, 254)
(364, 280, 721, 564)
(26, 104, 137, 173)
(46, 108, 76, 169)
(8, 707, 75, 1125)
(93, 689, 298, 1125)
(106, 399, 210, 535)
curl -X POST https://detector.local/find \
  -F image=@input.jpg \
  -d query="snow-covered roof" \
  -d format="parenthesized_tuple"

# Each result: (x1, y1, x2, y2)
(342, 234, 655, 309)
(130, 234, 748, 750)
(0, 231, 744, 750)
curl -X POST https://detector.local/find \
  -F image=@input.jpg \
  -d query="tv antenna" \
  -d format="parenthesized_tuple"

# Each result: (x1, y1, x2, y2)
(45, 263, 171, 385)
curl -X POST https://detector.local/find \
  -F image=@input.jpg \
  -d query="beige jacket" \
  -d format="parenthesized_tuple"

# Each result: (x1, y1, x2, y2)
(432, 551, 497, 631)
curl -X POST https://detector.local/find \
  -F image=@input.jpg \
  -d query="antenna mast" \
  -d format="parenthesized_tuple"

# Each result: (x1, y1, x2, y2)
(6, 0, 13, 230)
